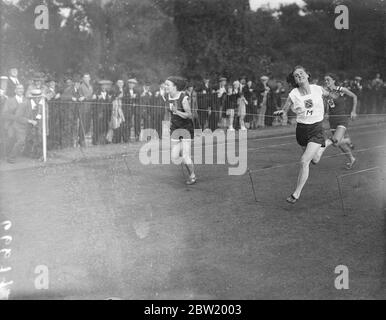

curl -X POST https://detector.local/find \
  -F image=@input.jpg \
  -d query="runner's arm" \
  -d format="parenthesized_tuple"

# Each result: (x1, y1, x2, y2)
(173, 96, 192, 119)
(273, 96, 293, 116)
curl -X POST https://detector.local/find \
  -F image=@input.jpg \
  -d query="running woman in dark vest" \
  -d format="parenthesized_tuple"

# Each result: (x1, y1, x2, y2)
(165, 76, 196, 185)
(314, 73, 357, 169)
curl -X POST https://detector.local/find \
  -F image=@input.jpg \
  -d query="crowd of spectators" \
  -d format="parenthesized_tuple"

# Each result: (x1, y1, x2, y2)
(0, 66, 385, 163)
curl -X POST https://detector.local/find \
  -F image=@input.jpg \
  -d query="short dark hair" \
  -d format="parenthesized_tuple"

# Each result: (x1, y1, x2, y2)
(325, 73, 339, 82)
(287, 65, 311, 88)
(166, 76, 187, 91)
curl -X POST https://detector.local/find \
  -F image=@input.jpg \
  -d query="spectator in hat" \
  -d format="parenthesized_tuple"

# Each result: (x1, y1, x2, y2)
(24, 89, 46, 159)
(26, 72, 46, 99)
(154, 82, 168, 139)
(6, 67, 21, 98)
(239, 75, 247, 91)
(44, 77, 61, 149)
(141, 82, 154, 134)
(225, 80, 242, 131)
(210, 76, 227, 130)
(60, 78, 75, 101)
(351, 76, 363, 114)
(274, 80, 287, 126)
(196, 76, 215, 130)
(256, 75, 270, 128)
(44, 78, 60, 101)
(93, 79, 113, 145)
(124, 78, 140, 141)
(372, 73, 384, 113)
(78, 73, 96, 147)
(244, 79, 257, 129)
(264, 80, 279, 127)
(107, 79, 126, 144)
(1, 84, 36, 163)
(186, 82, 200, 131)
(198, 77, 215, 95)
(58, 77, 80, 148)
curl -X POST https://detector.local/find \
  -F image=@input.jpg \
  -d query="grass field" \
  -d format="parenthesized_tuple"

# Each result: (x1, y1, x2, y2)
(1, 122, 386, 300)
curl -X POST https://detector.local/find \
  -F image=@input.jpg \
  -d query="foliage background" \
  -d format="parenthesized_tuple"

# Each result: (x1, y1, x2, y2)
(0, 0, 384, 82)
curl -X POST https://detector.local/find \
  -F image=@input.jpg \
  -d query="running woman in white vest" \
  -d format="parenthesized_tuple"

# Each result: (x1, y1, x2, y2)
(165, 76, 197, 185)
(274, 66, 330, 204)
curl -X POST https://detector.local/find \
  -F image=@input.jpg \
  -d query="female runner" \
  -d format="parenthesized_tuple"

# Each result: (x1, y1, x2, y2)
(313, 73, 357, 169)
(274, 66, 331, 204)
(164, 76, 196, 185)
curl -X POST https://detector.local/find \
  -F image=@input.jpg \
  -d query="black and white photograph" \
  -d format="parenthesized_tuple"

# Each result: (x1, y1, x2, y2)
(0, 0, 385, 303)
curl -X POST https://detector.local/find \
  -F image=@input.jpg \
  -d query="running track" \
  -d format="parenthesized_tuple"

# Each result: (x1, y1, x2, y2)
(1, 122, 385, 299)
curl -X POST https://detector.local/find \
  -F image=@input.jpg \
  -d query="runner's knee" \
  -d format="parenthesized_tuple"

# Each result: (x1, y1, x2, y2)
(300, 156, 311, 166)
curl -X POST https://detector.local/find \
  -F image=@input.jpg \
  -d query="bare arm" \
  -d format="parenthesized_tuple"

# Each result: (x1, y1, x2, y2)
(283, 96, 294, 113)
(173, 96, 192, 119)
(342, 87, 358, 117)
(273, 96, 293, 116)
(321, 87, 330, 97)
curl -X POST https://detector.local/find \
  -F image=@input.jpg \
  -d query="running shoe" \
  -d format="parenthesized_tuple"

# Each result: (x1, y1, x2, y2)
(286, 194, 298, 204)
(186, 176, 197, 185)
(345, 158, 356, 170)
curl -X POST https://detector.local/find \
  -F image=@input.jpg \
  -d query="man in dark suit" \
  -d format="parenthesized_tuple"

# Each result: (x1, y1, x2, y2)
(198, 77, 215, 95)
(93, 80, 113, 145)
(123, 78, 140, 142)
(5, 67, 21, 98)
(108, 79, 126, 144)
(2, 84, 36, 163)
(0, 76, 9, 159)
(141, 82, 154, 134)
(78, 73, 96, 146)
(197, 77, 215, 130)
(61, 77, 82, 147)
(24, 89, 46, 159)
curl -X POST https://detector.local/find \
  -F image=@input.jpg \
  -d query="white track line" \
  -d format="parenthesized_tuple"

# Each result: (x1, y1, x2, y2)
(119, 122, 386, 157)
(338, 166, 381, 178)
(249, 144, 386, 174)
(247, 127, 386, 152)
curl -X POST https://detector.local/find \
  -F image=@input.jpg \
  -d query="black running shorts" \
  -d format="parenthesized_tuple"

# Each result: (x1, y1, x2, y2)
(296, 121, 325, 147)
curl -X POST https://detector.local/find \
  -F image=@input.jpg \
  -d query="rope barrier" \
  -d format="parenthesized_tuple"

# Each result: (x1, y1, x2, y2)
(46, 101, 386, 118)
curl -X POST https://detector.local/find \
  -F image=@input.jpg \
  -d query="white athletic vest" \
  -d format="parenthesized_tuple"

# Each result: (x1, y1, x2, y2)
(289, 85, 325, 124)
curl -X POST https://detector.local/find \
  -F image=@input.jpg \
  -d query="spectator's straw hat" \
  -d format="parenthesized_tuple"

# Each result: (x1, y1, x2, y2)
(98, 80, 113, 85)
(219, 77, 227, 82)
(355, 76, 362, 81)
(260, 75, 269, 81)
(30, 89, 43, 97)
(127, 78, 138, 84)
